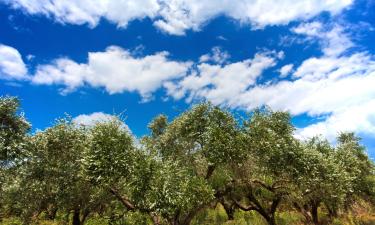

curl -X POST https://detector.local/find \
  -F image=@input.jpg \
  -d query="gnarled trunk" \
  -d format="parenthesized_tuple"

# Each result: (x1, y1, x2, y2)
(233, 190, 282, 225)
(256, 208, 277, 225)
(220, 198, 236, 220)
(46, 205, 58, 220)
(311, 203, 319, 225)
(293, 202, 313, 224)
(265, 214, 276, 225)
(72, 209, 81, 225)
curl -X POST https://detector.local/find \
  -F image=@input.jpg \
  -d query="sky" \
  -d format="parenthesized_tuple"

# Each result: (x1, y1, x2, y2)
(0, 0, 374, 158)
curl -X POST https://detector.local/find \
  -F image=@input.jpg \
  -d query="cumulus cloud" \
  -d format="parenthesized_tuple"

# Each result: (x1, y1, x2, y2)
(73, 112, 117, 126)
(156, 0, 353, 35)
(292, 21, 354, 56)
(235, 23, 375, 141)
(291, 57, 375, 140)
(165, 51, 279, 105)
(0, 44, 28, 80)
(237, 53, 375, 116)
(296, 100, 375, 141)
(2, 0, 160, 28)
(3, 19, 374, 143)
(73, 112, 133, 134)
(2, 0, 353, 35)
(32, 46, 191, 99)
(164, 22, 375, 142)
(199, 47, 230, 64)
(279, 64, 293, 78)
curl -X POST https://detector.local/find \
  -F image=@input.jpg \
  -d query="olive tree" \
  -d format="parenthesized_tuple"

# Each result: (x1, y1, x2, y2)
(0, 96, 30, 220)
(230, 108, 301, 225)
(0, 96, 30, 163)
(335, 133, 375, 211)
(292, 137, 352, 224)
(83, 116, 213, 225)
(141, 103, 245, 224)
(16, 119, 110, 225)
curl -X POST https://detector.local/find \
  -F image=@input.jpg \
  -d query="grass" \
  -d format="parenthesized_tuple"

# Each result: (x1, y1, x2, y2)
(1, 202, 374, 225)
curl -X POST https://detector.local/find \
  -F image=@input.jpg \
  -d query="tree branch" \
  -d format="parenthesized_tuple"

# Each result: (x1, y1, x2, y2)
(109, 187, 135, 211)
(205, 164, 216, 180)
(232, 198, 257, 212)
(270, 197, 281, 214)
(252, 179, 275, 192)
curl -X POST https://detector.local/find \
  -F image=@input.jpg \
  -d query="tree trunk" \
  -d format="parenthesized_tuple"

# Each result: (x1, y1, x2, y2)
(311, 203, 319, 225)
(226, 208, 235, 220)
(221, 201, 235, 220)
(255, 209, 276, 225)
(80, 210, 90, 225)
(253, 196, 280, 225)
(150, 213, 161, 225)
(170, 202, 210, 225)
(46, 206, 58, 220)
(293, 203, 313, 224)
(205, 165, 216, 179)
(266, 215, 276, 225)
(179, 212, 197, 225)
(327, 205, 337, 218)
(72, 209, 81, 225)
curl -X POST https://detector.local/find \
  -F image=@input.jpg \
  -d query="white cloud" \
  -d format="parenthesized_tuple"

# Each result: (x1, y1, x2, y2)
(292, 22, 354, 56)
(279, 64, 293, 78)
(3, 0, 160, 28)
(32, 46, 191, 99)
(296, 100, 375, 141)
(154, 0, 353, 35)
(164, 23, 375, 142)
(2, 17, 374, 144)
(26, 54, 35, 61)
(73, 112, 116, 126)
(216, 35, 227, 41)
(2, 0, 353, 35)
(293, 53, 373, 81)
(104, 0, 161, 28)
(199, 47, 230, 64)
(239, 25, 375, 141)
(0, 44, 28, 80)
(292, 21, 323, 36)
(73, 112, 133, 135)
(166, 51, 278, 105)
(236, 55, 375, 116)
(32, 58, 88, 94)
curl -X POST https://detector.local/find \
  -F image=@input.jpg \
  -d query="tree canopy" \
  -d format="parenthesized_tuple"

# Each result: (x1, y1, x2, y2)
(0, 96, 374, 225)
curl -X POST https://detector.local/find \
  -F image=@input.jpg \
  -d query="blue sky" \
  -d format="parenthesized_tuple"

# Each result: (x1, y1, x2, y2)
(0, 0, 374, 158)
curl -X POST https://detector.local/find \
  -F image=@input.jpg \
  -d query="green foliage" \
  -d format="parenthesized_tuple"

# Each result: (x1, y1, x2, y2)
(83, 118, 136, 184)
(2, 119, 112, 224)
(83, 115, 215, 223)
(227, 108, 302, 224)
(147, 103, 243, 168)
(243, 108, 299, 177)
(132, 159, 214, 219)
(0, 96, 30, 221)
(0, 96, 30, 162)
(1, 96, 374, 225)
(290, 136, 352, 223)
(139, 103, 245, 223)
(335, 132, 375, 205)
